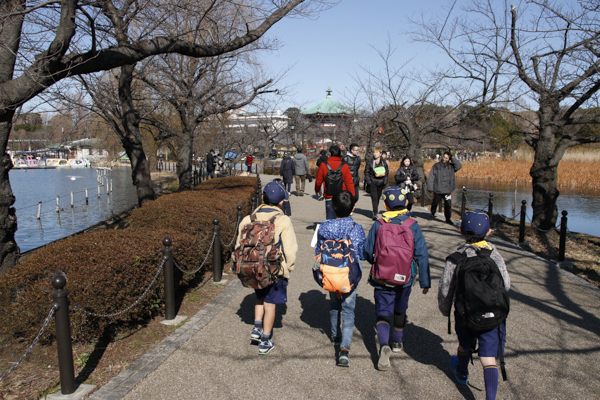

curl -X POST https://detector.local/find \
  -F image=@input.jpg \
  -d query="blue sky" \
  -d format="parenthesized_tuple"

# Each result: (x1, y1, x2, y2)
(260, 0, 451, 111)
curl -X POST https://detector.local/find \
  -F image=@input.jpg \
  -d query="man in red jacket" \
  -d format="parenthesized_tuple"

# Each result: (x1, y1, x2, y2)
(315, 144, 356, 220)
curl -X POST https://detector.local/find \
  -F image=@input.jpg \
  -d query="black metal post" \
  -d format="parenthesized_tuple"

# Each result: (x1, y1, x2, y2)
(420, 184, 425, 207)
(256, 189, 261, 209)
(213, 219, 222, 282)
(461, 187, 466, 217)
(519, 200, 527, 243)
(237, 204, 243, 222)
(251, 196, 256, 211)
(52, 275, 76, 395)
(558, 210, 568, 262)
(162, 237, 175, 320)
(488, 193, 494, 219)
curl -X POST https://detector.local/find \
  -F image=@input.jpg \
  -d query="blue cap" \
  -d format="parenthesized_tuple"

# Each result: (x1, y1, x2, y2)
(461, 210, 490, 240)
(382, 186, 408, 208)
(273, 181, 289, 201)
(263, 181, 286, 204)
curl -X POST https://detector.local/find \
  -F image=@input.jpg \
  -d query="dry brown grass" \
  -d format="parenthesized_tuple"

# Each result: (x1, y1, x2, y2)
(511, 145, 600, 163)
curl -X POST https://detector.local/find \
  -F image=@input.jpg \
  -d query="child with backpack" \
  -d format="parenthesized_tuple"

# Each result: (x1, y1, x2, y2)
(232, 182, 298, 355)
(273, 178, 291, 216)
(363, 186, 430, 371)
(438, 210, 510, 399)
(313, 190, 366, 367)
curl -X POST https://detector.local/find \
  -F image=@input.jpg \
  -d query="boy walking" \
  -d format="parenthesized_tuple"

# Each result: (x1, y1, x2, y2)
(363, 187, 430, 371)
(438, 210, 510, 399)
(314, 191, 366, 367)
(234, 182, 298, 354)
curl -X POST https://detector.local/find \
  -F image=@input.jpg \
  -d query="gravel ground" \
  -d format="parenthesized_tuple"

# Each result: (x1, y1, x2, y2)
(119, 176, 600, 400)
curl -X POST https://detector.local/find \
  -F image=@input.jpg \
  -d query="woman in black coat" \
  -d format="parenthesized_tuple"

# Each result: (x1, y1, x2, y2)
(363, 148, 389, 220)
(394, 155, 420, 211)
(280, 153, 294, 192)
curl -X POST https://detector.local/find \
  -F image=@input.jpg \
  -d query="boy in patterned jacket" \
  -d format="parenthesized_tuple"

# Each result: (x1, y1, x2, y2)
(314, 190, 366, 367)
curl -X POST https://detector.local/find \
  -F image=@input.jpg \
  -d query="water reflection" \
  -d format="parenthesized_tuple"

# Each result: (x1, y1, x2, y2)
(11, 167, 138, 252)
(454, 177, 600, 237)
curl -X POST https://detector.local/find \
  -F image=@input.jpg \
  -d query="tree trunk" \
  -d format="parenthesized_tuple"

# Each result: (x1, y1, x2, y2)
(407, 135, 425, 186)
(529, 124, 560, 230)
(0, 118, 20, 274)
(177, 130, 194, 191)
(118, 64, 156, 206)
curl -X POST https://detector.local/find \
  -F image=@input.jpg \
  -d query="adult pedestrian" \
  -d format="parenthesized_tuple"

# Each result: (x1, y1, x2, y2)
(314, 145, 355, 220)
(292, 148, 311, 196)
(279, 152, 294, 192)
(245, 154, 254, 175)
(427, 151, 462, 224)
(206, 149, 215, 179)
(315, 150, 328, 200)
(394, 155, 420, 211)
(341, 143, 362, 204)
(363, 147, 389, 220)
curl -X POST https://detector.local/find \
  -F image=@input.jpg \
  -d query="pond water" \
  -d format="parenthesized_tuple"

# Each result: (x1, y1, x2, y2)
(453, 177, 600, 237)
(10, 167, 139, 252)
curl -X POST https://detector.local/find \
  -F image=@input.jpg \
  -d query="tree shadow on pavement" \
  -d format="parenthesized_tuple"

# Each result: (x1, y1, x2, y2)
(403, 323, 478, 400)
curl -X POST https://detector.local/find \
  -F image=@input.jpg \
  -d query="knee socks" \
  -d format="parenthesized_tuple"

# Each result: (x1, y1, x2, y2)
(391, 327, 403, 344)
(457, 348, 470, 375)
(484, 365, 499, 400)
(376, 321, 390, 346)
(254, 319, 263, 330)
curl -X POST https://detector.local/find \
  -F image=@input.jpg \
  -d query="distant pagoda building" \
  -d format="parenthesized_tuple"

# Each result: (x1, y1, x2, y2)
(300, 88, 356, 153)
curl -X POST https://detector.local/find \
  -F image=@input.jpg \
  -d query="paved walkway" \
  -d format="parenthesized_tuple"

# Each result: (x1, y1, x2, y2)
(90, 175, 600, 400)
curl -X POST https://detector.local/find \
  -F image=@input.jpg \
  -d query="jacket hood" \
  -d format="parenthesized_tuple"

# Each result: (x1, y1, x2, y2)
(318, 217, 356, 240)
(283, 155, 291, 160)
(294, 153, 304, 160)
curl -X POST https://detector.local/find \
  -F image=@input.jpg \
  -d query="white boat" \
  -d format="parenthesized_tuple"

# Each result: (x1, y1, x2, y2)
(69, 159, 90, 168)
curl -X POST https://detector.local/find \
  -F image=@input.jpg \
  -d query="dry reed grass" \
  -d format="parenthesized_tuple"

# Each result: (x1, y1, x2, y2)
(511, 145, 600, 163)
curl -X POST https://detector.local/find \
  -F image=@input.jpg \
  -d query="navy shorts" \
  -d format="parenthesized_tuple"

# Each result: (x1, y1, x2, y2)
(455, 319, 506, 357)
(374, 285, 412, 316)
(255, 278, 288, 304)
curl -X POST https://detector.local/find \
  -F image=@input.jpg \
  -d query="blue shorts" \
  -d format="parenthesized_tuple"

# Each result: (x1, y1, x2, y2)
(255, 278, 288, 304)
(374, 285, 412, 316)
(455, 319, 506, 357)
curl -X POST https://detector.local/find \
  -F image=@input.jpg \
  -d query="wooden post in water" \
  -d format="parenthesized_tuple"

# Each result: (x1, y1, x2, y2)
(70, 192, 74, 208)
(37, 201, 42, 219)
(85, 188, 88, 204)
(98, 185, 101, 197)
(56, 196, 60, 213)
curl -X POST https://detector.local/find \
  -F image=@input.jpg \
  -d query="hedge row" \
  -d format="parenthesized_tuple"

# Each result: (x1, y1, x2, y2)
(0, 177, 256, 342)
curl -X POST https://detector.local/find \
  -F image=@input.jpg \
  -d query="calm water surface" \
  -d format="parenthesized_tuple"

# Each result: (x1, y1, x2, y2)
(11, 167, 138, 252)
(454, 177, 600, 237)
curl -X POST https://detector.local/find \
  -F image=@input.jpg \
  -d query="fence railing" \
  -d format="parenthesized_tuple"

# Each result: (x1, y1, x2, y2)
(0, 172, 264, 395)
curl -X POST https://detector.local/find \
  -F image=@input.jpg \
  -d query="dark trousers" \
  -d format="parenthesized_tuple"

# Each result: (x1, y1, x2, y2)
(352, 180, 360, 204)
(431, 193, 452, 221)
(369, 184, 384, 217)
(406, 192, 414, 211)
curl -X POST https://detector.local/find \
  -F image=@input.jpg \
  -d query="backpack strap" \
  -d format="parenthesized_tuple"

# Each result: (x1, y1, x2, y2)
(446, 251, 463, 265)
(250, 213, 257, 223)
(498, 324, 508, 381)
(325, 161, 332, 172)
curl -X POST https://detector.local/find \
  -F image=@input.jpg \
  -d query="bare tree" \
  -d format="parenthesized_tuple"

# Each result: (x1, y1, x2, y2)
(0, 0, 335, 272)
(140, 53, 276, 190)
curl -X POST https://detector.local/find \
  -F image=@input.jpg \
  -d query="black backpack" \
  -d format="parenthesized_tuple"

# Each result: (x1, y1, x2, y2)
(324, 161, 344, 196)
(447, 247, 510, 380)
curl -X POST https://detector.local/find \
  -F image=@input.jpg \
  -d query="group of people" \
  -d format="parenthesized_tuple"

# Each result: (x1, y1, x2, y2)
(232, 145, 510, 399)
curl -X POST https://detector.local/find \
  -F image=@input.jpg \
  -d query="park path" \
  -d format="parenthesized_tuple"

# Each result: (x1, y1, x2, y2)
(93, 175, 600, 400)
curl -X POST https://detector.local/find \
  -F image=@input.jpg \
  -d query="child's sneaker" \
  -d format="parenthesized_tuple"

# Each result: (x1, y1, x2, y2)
(377, 344, 392, 371)
(330, 336, 341, 346)
(449, 355, 469, 384)
(337, 349, 349, 367)
(250, 327, 262, 343)
(258, 338, 275, 355)
(390, 342, 402, 353)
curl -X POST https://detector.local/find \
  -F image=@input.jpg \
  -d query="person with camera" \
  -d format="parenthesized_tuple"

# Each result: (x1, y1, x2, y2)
(394, 155, 420, 212)
(427, 151, 462, 224)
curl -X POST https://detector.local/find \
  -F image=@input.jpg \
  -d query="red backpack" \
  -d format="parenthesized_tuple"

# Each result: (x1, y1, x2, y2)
(370, 217, 416, 286)
(232, 214, 283, 289)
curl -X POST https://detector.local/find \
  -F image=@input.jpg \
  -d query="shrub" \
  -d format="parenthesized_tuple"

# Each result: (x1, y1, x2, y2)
(0, 176, 256, 343)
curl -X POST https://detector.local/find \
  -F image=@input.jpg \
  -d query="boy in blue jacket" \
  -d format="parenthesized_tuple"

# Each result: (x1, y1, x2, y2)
(315, 190, 366, 367)
(363, 186, 430, 371)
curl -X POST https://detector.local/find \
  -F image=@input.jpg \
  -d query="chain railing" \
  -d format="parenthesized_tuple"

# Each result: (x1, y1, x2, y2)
(0, 305, 57, 384)
(220, 206, 243, 248)
(174, 233, 216, 275)
(71, 256, 166, 318)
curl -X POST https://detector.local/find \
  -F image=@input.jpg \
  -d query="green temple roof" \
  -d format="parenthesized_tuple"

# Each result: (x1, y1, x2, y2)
(301, 88, 355, 115)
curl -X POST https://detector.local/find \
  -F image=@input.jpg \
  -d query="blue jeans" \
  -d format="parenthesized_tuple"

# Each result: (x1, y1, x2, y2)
(329, 289, 357, 350)
(325, 199, 336, 220)
(207, 170, 214, 179)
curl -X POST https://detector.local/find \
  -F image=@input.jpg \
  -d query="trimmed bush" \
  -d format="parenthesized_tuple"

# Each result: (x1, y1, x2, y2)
(0, 177, 256, 342)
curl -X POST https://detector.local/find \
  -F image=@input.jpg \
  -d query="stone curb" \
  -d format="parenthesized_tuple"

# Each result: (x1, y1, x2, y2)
(87, 278, 242, 400)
